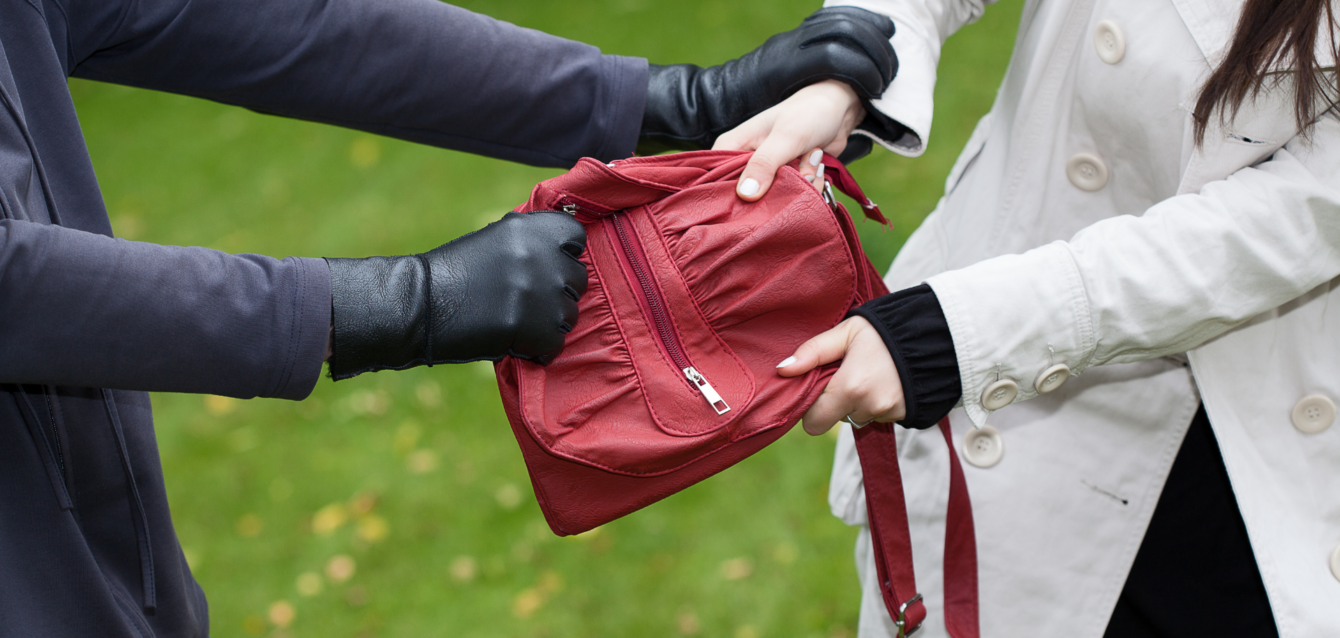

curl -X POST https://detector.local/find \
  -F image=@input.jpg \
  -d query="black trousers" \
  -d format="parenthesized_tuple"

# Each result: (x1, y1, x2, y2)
(1103, 406, 1278, 637)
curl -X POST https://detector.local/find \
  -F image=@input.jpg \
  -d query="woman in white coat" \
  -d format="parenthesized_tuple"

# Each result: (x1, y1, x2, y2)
(719, 0, 1340, 635)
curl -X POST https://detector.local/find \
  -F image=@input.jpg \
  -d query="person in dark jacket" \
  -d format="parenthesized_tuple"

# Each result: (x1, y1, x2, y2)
(0, 0, 898, 633)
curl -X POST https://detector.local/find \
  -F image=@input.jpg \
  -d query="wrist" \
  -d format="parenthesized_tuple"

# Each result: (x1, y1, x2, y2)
(850, 284, 960, 429)
(325, 256, 429, 379)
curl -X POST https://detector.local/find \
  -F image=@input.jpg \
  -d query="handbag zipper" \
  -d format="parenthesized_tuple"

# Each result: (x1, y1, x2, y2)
(606, 211, 730, 416)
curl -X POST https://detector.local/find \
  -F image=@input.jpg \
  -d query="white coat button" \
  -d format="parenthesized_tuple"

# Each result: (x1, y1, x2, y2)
(1291, 394, 1336, 434)
(963, 426, 1004, 468)
(1034, 363, 1071, 394)
(1066, 153, 1109, 191)
(1093, 20, 1126, 64)
(1330, 544, 1340, 582)
(980, 378, 1019, 411)
(1331, 544, 1340, 582)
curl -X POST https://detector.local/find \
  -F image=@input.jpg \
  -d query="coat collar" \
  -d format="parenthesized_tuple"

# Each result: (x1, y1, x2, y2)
(1171, 0, 1338, 67)
(1169, 0, 1244, 63)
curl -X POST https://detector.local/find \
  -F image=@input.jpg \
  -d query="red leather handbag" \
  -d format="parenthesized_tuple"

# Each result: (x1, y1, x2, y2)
(496, 150, 978, 636)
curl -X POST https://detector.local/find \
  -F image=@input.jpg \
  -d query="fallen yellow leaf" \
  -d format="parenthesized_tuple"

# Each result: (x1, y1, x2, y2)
(356, 515, 390, 543)
(325, 554, 356, 583)
(720, 557, 753, 581)
(296, 572, 323, 597)
(236, 514, 263, 537)
(204, 395, 236, 416)
(449, 556, 477, 583)
(311, 503, 347, 535)
(512, 587, 544, 618)
(267, 600, 295, 628)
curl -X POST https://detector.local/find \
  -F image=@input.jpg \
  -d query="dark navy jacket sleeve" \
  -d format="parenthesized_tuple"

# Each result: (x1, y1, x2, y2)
(0, 219, 332, 400)
(54, 0, 648, 167)
(0, 0, 648, 401)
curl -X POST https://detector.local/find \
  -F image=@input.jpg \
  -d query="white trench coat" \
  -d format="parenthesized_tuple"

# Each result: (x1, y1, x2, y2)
(825, 0, 1340, 635)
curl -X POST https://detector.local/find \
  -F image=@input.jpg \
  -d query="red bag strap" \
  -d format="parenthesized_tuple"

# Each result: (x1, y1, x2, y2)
(832, 153, 974, 635)
(821, 155, 890, 227)
(939, 419, 981, 638)
(854, 418, 980, 637)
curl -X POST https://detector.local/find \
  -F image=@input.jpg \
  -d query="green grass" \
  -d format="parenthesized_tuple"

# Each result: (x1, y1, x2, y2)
(70, 1, 1021, 635)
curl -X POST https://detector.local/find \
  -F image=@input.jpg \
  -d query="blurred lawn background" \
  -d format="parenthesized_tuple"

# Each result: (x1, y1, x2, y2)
(70, 1, 1021, 636)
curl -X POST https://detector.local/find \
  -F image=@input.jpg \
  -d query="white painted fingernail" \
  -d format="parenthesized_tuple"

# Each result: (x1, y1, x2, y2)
(815, 164, 825, 182)
(809, 150, 824, 166)
(739, 178, 760, 197)
(776, 356, 797, 368)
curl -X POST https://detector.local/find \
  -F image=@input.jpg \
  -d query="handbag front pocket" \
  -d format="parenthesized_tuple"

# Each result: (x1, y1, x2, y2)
(514, 204, 757, 476)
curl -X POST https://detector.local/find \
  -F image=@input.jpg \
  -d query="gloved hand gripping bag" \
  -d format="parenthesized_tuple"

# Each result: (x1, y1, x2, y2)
(496, 151, 886, 535)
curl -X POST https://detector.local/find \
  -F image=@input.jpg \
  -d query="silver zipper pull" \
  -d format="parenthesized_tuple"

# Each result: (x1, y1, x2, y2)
(561, 203, 578, 215)
(684, 367, 730, 415)
(821, 181, 839, 212)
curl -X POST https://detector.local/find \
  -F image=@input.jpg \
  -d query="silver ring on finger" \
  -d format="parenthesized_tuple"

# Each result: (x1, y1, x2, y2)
(842, 414, 875, 428)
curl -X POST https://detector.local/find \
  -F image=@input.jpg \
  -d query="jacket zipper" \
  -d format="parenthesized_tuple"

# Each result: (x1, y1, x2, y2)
(563, 202, 729, 415)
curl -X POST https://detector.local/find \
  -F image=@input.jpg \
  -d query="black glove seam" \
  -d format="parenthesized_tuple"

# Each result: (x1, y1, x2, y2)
(560, 240, 587, 262)
(799, 36, 897, 86)
(333, 354, 506, 380)
(416, 252, 434, 368)
(323, 257, 341, 378)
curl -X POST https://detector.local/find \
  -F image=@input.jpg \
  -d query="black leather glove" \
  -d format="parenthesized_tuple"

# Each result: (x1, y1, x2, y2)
(638, 6, 897, 155)
(325, 212, 588, 380)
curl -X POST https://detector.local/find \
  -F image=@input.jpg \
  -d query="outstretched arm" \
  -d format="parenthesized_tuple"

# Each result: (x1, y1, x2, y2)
(57, 0, 647, 167)
(0, 219, 330, 399)
(782, 111, 1340, 432)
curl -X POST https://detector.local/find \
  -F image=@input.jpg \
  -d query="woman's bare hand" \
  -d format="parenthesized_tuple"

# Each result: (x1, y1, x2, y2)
(775, 316, 905, 435)
(713, 79, 865, 200)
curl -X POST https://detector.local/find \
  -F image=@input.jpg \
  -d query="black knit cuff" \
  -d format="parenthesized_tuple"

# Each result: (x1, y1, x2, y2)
(837, 106, 913, 163)
(852, 104, 919, 153)
(848, 283, 961, 429)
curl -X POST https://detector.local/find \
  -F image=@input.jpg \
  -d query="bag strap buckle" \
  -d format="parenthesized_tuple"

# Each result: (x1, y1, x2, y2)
(894, 593, 923, 638)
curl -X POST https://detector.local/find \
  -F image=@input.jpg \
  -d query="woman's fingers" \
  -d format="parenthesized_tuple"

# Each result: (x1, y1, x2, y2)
(712, 112, 788, 199)
(713, 79, 865, 201)
(712, 113, 768, 153)
(735, 129, 811, 200)
(803, 373, 857, 435)
(775, 318, 859, 377)
(797, 149, 824, 190)
(782, 316, 905, 436)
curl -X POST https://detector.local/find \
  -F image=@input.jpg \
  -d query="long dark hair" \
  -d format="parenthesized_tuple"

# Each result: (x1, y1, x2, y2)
(1193, 0, 1338, 144)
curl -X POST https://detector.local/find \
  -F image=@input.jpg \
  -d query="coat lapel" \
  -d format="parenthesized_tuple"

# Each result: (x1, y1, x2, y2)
(1169, 0, 1244, 63)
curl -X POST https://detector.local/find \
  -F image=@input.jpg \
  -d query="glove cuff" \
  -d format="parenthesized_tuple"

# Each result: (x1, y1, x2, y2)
(638, 64, 714, 154)
(325, 255, 430, 380)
